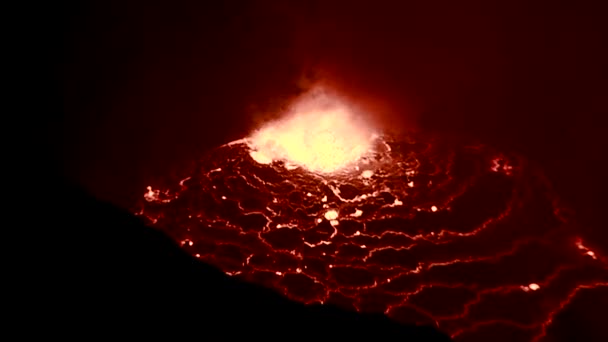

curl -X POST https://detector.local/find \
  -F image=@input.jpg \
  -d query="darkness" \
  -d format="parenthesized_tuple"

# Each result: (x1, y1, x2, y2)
(40, 0, 607, 338)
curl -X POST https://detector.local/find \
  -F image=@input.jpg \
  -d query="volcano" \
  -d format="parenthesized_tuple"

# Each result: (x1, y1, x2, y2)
(136, 90, 607, 342)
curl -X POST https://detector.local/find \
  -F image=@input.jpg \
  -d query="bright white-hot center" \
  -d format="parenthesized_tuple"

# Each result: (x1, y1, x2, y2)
(247, 88, 378, 173)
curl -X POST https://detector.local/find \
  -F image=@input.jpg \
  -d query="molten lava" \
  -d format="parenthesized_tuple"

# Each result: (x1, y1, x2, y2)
(137, 93, 608, 342)
(246, 88, 378, 174)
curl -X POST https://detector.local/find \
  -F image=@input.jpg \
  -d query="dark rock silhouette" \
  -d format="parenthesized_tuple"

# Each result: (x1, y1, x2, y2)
(47, 177, 451, 340)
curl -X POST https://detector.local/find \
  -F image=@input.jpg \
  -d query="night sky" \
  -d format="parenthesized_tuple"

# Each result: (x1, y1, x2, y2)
(53, 0, 606, 250)
(44, 0, 607, 337)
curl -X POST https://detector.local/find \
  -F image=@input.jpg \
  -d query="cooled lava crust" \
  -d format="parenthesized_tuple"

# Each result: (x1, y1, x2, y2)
(138, 133, 607, 342)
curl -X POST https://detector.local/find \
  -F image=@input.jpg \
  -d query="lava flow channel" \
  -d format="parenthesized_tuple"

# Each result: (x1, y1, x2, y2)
(137, 90, 608, 342)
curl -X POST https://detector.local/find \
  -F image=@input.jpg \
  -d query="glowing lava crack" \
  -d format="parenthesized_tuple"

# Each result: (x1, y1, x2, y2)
(138, 113, 607, 341)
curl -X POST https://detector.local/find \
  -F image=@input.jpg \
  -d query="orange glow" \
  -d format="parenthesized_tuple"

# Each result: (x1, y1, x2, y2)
(246, 87, 378, 173)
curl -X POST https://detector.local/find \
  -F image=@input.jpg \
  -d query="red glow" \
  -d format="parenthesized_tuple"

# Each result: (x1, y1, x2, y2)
(138, 131, 607, 342)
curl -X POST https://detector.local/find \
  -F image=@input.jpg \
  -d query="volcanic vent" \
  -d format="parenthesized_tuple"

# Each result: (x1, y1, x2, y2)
(137, 91, 608, 342)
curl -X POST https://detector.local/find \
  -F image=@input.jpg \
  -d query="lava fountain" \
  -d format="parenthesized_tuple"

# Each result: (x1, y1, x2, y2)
(246, 87, 379, 174)
(137, 87, 608, 342)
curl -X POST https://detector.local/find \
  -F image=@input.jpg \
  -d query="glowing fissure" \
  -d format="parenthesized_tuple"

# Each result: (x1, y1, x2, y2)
(246, 88, 378, 174)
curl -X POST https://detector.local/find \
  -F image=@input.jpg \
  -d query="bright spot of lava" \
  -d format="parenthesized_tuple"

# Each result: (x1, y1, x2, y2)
(324, 209, 339, 220)
(246, 87, 378, 174)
